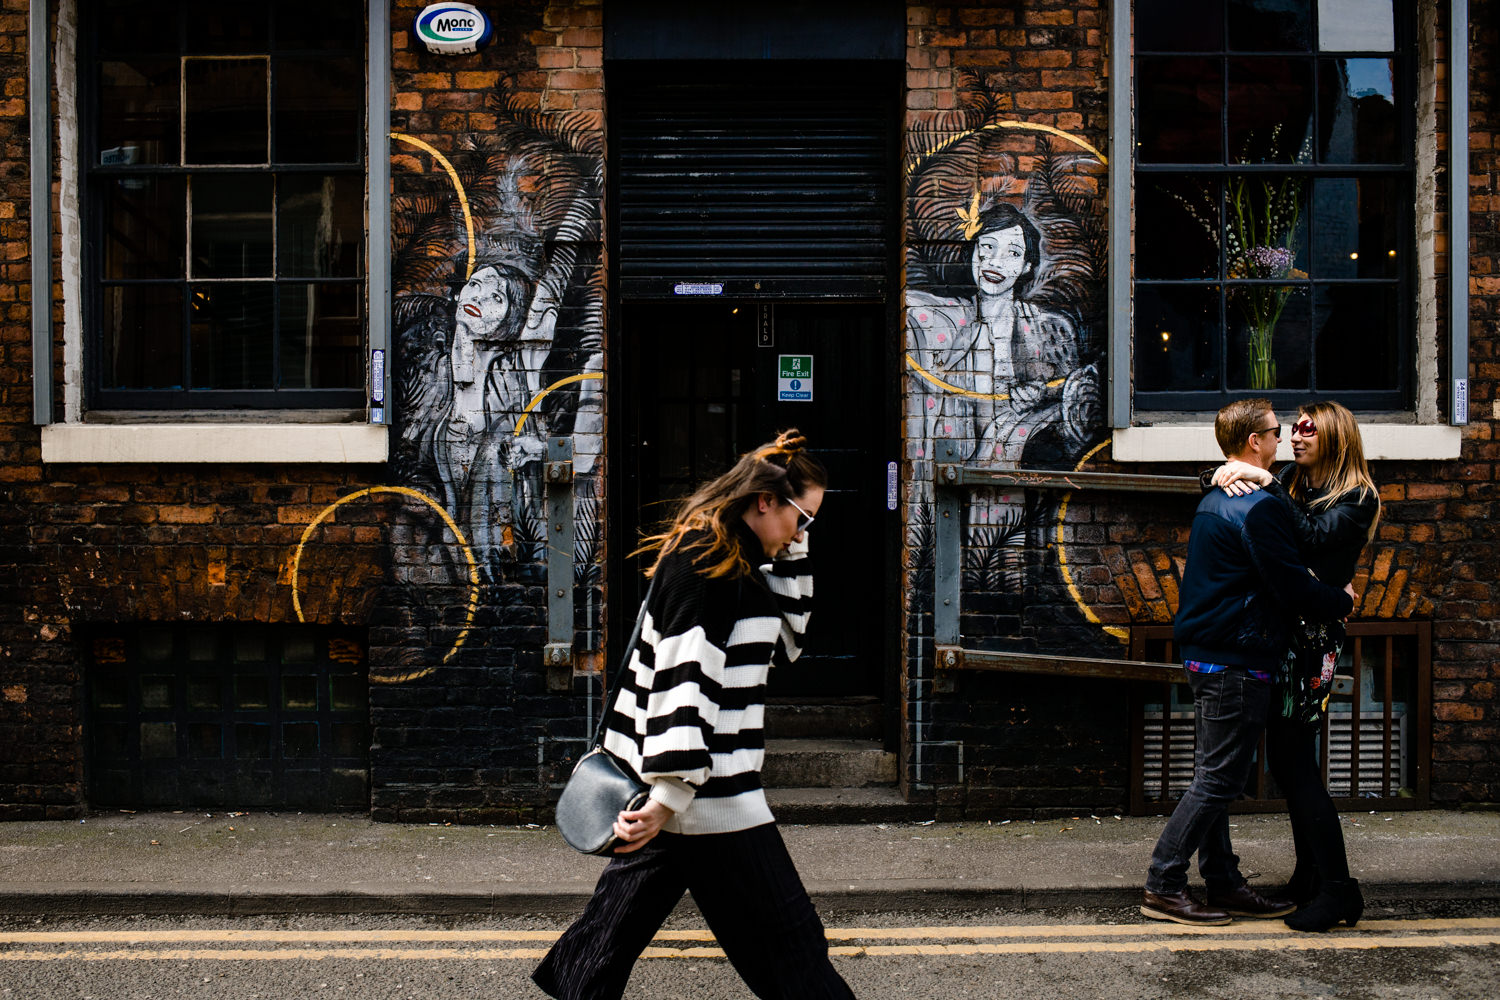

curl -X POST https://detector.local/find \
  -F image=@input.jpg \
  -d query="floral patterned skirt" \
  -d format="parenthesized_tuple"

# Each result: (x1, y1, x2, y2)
(1275, 617, 1346, 725)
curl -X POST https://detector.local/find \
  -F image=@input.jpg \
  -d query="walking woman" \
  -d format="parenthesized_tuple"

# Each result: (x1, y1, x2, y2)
(533, 430, 856, 999)
(1212, 401, 1380, 932)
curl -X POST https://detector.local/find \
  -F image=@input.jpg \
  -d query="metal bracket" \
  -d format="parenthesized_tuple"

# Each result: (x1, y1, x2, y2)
(934, 441, 963, 649)
(544, 437, 575, 689)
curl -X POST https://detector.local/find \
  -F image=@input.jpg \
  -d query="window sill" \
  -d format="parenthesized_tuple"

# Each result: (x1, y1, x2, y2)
(1112, 423, 1462, 463)
(41, 422, 389, 464)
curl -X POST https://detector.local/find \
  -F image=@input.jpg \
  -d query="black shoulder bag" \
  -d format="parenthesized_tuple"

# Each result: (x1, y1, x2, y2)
(555, 577, 657, 855)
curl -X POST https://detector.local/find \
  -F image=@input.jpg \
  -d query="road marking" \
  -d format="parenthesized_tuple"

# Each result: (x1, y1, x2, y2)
(2, 918, 1499, 962)
(2, 917, 1496, 947)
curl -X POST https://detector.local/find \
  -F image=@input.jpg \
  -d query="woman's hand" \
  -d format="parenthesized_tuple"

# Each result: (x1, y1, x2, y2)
(1212, 460, 1272, 496)
(611, 798, 673, 853)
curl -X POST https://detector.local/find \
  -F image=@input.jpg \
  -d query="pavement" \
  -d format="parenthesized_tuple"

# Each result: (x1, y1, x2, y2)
(1, 808, 1497, 917)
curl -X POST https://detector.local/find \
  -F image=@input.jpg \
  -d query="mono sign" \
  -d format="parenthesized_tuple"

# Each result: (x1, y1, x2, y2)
(414, 3, 493, 55)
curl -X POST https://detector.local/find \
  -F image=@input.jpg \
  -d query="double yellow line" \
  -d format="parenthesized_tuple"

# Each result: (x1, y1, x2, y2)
(3, 918, 1498, 962)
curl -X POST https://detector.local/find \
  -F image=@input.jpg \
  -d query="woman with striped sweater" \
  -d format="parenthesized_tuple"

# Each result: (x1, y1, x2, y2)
(534, 430, 856, 1000)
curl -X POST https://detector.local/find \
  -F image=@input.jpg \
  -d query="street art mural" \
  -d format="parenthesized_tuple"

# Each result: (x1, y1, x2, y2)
(904, 74, 1108, 648)
(390, 83, 604, 586)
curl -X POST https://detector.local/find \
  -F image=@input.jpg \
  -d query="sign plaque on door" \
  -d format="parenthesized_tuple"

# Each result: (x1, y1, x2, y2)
(777, 354, 813, 402)
(757, 304, 774, 347)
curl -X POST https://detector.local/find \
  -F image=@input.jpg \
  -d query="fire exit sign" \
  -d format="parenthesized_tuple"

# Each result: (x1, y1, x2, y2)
(777, 355, 813, 402)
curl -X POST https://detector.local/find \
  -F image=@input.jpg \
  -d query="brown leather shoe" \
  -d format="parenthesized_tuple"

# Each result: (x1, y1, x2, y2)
(1141, 889, 1232, 926)
(1206, 883, 1296, 918)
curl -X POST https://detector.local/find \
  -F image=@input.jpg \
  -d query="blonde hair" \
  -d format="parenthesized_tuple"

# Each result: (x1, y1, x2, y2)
(1285, 400, 1381, 542)
(634, 429, 827, 580)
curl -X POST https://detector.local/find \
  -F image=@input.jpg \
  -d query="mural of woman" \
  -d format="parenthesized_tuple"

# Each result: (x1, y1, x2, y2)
(908, 202, 1094, 469)
(398, 252, 555, 575)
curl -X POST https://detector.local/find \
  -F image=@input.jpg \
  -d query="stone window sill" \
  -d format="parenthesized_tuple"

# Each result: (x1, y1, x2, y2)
(40, 423, 389, 464)
(1111, 423, 1462, 463)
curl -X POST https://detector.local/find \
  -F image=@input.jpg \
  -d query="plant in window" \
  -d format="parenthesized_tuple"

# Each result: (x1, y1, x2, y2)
(1225, 171, 1305, 391)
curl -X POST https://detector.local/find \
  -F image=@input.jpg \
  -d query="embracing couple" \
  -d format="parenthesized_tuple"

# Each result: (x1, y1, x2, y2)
(1143, 397, 1381, 934)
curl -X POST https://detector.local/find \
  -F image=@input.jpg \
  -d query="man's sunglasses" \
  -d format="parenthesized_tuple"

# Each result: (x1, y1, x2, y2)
(1293, 418, 1317, 438)
(1254, 424, 1282, 440)
(787, 497, 816, 532)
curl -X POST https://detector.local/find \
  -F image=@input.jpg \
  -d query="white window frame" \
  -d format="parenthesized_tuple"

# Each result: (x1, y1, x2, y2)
(34, 0, 390, 464)
(1108, 0, 1465, 462)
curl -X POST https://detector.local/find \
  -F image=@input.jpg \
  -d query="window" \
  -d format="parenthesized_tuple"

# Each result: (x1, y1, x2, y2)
(87, 2, 366, 410)
(1133, 0, 1413, 411)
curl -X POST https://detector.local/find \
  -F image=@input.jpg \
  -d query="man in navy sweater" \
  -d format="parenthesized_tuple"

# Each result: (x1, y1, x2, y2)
(1142, 398, 1356, 925)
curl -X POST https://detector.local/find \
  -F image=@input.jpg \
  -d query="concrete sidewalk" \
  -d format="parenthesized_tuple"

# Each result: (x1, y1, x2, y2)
(1, 809, 1496, 916)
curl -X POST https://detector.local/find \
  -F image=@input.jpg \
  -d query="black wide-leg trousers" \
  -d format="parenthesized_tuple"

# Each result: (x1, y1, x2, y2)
(533, 823, 856, 1000)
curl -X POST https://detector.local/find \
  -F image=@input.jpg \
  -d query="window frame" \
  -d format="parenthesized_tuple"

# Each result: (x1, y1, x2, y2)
(81, 4, 370, 412)
(1110, 0, 1468, 452)
(1129, 0, 1417, 413)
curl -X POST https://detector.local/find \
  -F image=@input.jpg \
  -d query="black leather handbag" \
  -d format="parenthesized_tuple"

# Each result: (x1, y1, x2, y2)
(555, 578, 656, 855)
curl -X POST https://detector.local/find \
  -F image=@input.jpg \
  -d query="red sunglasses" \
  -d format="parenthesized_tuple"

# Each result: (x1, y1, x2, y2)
(1293, 418, 1317, 438)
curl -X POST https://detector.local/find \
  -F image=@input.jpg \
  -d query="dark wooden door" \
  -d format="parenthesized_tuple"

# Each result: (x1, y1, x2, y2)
(618, 300, 888, 697)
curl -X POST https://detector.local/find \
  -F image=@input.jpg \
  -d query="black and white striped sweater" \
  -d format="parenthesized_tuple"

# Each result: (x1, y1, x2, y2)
(602, 523, 813, 835)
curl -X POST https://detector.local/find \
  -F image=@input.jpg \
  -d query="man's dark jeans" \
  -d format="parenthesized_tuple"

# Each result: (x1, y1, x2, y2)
(1145, 666, 1271, 895)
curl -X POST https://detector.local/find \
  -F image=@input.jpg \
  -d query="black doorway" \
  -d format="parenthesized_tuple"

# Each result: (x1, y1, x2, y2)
(614, 300, 891, 700)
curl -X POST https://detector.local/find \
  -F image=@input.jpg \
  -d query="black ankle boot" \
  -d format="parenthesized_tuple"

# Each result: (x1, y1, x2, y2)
(1284, 878, 1363, 932)
(1274, 865, 1320, 906)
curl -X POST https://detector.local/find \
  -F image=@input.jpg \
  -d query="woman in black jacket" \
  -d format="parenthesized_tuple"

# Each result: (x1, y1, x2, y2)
(1211, 401, 1380, 932)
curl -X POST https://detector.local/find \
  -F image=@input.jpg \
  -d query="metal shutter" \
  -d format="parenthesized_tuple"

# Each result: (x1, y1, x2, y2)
(611, 63, 897, 300)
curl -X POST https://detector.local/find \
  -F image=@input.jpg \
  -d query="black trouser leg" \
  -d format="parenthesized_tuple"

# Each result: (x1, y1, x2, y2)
(532, 836, 688, 1000)
(1266, 715, 1350, 882)
(683, 824, 856, 1000)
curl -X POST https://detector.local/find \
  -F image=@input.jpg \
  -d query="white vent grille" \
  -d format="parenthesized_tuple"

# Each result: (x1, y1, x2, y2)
(1142, 711, 1408, 801)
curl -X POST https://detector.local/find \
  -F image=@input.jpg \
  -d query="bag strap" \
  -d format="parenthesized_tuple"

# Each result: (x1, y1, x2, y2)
(590, 573, 658, 748)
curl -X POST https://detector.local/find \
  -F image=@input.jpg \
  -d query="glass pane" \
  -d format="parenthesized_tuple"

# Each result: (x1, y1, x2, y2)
(277, 175, 363, 277)
(1311, 176, 1400, 279)
(1225, 173, 1310, 279)
(282, 634, 316, 663)
(189, 283, 275, 389)
(235, 723, 272, 759)
(1314, 284, 1399, 389)
(187, 676, 221, 710)
(275, 58, 363, 164)
(140, 676, 173, 710)
(1137, 0, 1223, 51)
(282, 675, 318, 711)
(1227, 285, 1310, 390)
(98, 60, 180, 165)
(234, 631, 267, 662)
(140, 628, 174, 661)
(188, 723, 223, 758)
(1229, 0, 1311, 51)
(103, 177, 185, 280)
(234, 675, 269, 710)
(331, 722, 367, 758)
(94, 722, 132, 759)
(92, 674, 129, 710)
(283, 722, 319, 757)
(191, 174, 273, 278)
(184, 58, 268, 164)
(96, 0, 181, 54)
(99, 284, 184, 390)
(279, 284, 364, 389)
(1318, 0, 1394, 51)
(1134, 285, 1222, 391)
(1138, 177, 1221, 279)
(1227, 58, 1314, 163)
(140, 722, 177, 758)
(1137, 58, 1223, 164)
(1318, 59, 1398, 163)
(329, 675, 366, 712)
(272, 1, 364, 50)
(187, 630, 217, 661)
(186, 9, 269, 55)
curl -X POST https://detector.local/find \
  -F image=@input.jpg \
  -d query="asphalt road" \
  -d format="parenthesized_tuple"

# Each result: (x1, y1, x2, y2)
(3, 901, 1498, 1000)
